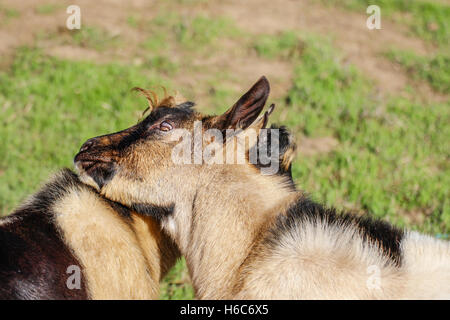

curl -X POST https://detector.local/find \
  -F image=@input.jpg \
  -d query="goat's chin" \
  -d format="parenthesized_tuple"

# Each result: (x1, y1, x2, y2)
(74, 159, 117, 191)
(81, 174, 102, 191)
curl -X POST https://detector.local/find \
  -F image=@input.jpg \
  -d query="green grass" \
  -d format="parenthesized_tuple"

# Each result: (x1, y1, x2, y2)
(35, 4, 61, 15)
(36, 25, 121, 51)
(70, 26, 121, 51)
(0, 5, 20, 24)
(386, 50, 450, 94)
(326, 0, 449, 96)
(144, 55, 179, 75)
(139, 13, 241, 77)
(175, 15, 238, 48)
(145, 12, 240, 52)
(127, 15, 141, 29)
(160, 259, 195, 299)
(253, 31, 303, 59)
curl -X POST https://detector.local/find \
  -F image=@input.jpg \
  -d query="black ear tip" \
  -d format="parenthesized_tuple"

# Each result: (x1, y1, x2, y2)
(257, 76, 270, 89)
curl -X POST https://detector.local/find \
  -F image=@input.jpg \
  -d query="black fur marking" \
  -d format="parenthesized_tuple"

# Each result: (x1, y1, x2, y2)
(106, 106, 194, 154)
(130, 203, 175, 220)
(0, 169, 89, 299)
(267, 197, 404, 266)
(90, 162, 116, 190)
(250, 124, 296, 188)
(176, 101, 195, 111)
(102, 198, 132, 219)
(142, 106, 194, 127)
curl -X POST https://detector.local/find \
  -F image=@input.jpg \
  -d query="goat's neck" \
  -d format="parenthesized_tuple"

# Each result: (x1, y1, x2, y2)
(130, 213, 180, 282)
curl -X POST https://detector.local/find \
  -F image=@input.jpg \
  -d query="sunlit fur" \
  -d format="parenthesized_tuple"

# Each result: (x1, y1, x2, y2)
(77, 77, 450, 299)
(1, 169, 179, 299)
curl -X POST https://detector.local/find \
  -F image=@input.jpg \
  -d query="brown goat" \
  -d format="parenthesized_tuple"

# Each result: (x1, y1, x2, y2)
(75, 77, 450, 299)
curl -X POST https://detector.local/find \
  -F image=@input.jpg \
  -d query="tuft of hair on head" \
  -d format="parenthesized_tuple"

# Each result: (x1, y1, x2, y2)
(132, 86, 177, 122)
(256, 103, 297, 174)
(246, 102, 297, 182)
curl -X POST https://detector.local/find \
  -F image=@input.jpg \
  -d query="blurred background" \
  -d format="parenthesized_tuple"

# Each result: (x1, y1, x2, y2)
(0, 0, 448, 299)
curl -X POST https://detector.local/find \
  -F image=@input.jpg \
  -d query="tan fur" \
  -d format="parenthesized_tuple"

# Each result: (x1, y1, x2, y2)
(53, 183, 178, 299)
(97, 157, 298, 298)
(400, 231, 450, 299)
(130, 213, 180, 283)
(95, 122, 450, 299)
(280, 138, 296, 172)
(234, 215, 405, 299)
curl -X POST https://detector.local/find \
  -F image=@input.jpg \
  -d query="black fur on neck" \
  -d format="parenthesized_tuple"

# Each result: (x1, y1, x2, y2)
(130, 203, 175, 220)
(267, 196, 404, 267)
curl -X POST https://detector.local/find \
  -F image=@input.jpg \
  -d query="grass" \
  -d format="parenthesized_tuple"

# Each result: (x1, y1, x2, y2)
(35, 25, 121, 52)
(326, 0, 450, 47)
(70, 26, 121, 51)
(327, 0, 449, 97)
(253, 31, 303, 59)
(175, 15, 238, 48)
(0, 5, 20, 24)
(145, 12, 240, 52)
(160, 259, 195, 299)
(139, 12, 240, 77)
(0, 2, 449, 300)
(127, 15, 141, 29)
(35, 4, 61, 15)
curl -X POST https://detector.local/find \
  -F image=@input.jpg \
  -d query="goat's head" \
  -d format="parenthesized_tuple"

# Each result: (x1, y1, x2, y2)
(74, 76, 296, 217)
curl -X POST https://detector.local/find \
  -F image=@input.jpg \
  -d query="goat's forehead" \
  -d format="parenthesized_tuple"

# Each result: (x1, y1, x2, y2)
(142, 104, 196, 124)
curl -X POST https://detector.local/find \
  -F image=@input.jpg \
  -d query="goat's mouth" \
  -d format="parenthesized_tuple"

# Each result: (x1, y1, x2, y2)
(74, 152, 116, 189)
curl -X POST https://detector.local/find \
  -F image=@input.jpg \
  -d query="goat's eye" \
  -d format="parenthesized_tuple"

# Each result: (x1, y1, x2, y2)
(159, 121, 173, 132)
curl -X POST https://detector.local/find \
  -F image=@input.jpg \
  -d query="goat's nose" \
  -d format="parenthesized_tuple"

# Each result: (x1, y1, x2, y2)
(79, 139, 96, 152)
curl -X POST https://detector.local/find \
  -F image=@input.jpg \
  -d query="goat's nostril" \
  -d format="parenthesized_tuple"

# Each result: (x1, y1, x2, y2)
(80, 140, 94, 152)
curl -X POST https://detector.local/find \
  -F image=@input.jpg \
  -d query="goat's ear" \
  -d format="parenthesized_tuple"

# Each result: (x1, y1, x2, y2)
(216, 76, 270, 130)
